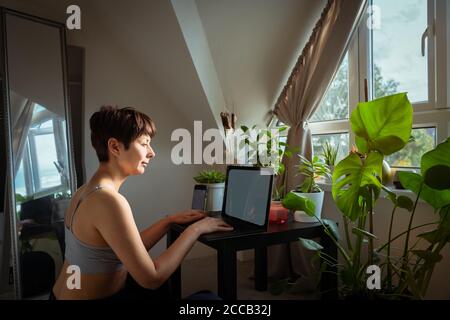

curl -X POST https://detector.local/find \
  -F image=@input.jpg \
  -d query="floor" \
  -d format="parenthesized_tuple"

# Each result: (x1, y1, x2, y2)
(0, 255, 319, 300)
(180, 255, 319, 300)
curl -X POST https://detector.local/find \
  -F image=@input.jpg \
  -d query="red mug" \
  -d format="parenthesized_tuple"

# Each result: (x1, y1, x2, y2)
(269, 202, 289, 224)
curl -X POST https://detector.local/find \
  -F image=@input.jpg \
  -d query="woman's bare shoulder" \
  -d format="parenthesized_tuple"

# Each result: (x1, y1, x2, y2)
(87, 188, 131, 216)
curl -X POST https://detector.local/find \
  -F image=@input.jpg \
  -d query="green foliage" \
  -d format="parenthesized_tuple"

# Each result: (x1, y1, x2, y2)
(193, 170, 225, 184)
(296, 155, 331, 193)
(332, 151, 383, 221)
(385, 128, 435, 167)
(298, 238, 323, 251)
(321, 141, 339, 167)
(325, 92, 422, 299)
(281, 191, 316, 216)
(351, 93, 413, 155)
(421, 138, 450, 190)
(239, 125, 292, 176)
(272, 68, 447, 299)
(399, 171, 450, 210)
(15, 193, 32, 204)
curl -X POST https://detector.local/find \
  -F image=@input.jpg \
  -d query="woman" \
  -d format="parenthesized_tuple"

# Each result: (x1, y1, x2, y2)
(51, 106, 233, 300)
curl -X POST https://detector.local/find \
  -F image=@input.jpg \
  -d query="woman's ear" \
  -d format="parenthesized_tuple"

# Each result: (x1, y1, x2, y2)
(107, 138, 122, 158)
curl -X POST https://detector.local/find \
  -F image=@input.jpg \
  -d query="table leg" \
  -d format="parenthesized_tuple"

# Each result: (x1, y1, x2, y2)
(167, 229, 181, 300)
(320, 228, 338, 299)
(217, 246, 237, 300)
(254, 246, 267, 291)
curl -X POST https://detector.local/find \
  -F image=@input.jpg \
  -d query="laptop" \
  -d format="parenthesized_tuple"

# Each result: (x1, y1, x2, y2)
(205, 165, 274, 238)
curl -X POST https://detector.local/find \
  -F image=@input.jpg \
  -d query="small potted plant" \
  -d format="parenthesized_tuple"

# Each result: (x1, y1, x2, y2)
(292, 155, 330, 222)
(240, 124, 294, 223)
(321, 141, 338, 181)
(194, 169, 226, 211)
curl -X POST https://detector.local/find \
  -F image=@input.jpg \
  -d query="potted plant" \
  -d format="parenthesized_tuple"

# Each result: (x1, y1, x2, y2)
(292, 155, 331, 222)
(272, 93, 450, 300)
(193, 170, 226, 211)
(240, 124, 294, 223)
(321, 141, 338, 182)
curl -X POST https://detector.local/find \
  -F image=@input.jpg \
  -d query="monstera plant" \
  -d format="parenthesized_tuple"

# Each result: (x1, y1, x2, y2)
(272, 93, 450, 299)
(329, 93, 413, 296)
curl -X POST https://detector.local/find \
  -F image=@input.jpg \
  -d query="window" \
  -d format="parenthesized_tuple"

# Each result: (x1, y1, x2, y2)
(273, 0, 449, 184)
(309, 53, 351, 164)
(14, 104, 67, 198)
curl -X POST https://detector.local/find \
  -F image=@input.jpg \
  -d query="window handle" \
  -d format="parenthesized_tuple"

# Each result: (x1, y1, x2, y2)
(421, 26, 429, 57)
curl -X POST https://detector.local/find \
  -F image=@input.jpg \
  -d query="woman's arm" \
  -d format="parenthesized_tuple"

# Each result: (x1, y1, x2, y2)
(95, 192, 232, 289)
(139, 217, 171, 251)
(140, 211, 206, 251)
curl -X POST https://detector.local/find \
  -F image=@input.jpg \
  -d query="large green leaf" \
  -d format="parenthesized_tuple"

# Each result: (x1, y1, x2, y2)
(281, 192, 315, 216)
(398, 171, 450, 210)
(421, 138, 450, 190)
(332, 152, 383, 221)
(350, 93, 413, 155)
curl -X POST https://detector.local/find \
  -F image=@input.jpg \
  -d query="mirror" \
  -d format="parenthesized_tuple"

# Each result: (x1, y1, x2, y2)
(0, 9, 76, 299)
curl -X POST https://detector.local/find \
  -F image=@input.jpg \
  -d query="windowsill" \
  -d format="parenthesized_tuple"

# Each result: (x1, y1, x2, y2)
(317, 182, 425, 203)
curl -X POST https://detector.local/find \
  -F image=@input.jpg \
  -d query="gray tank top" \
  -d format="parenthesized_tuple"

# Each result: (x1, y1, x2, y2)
(64, 185, 124, 274)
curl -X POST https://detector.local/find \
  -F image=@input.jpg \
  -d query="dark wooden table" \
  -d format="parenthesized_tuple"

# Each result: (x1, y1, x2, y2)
(167, 218, 337, 300)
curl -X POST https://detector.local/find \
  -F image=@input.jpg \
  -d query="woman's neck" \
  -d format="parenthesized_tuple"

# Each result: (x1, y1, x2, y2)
(89, 162, 128, 192)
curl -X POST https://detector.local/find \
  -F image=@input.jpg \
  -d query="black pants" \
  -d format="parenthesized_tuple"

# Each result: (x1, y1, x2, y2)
(49, 274, 220, 300)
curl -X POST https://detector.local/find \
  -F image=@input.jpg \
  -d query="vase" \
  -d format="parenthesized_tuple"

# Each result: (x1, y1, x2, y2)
(205, 183, 225, 212)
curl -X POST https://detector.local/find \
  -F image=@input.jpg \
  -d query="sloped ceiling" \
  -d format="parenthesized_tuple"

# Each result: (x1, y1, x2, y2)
(195, 0, 327, 127)
(6, 0, 326, 131)
(86, 0, 326, 130)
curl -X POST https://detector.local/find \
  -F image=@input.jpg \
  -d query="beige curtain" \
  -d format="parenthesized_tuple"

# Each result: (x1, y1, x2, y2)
(268, 0, 368, 287)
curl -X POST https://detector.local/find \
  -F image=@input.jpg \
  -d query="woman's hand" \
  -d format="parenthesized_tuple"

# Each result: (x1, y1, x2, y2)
(189, 217, 234, 235)
(168, 210, 207, 225)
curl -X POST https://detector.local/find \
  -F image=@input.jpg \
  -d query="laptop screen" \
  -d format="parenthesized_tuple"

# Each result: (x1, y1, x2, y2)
(223, 167, 273, 226)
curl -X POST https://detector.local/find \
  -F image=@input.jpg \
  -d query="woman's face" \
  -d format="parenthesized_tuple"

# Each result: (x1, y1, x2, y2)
(118, 134, 155, 175)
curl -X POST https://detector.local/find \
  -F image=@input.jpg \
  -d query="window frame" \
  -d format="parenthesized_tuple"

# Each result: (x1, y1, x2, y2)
(273, 0, 450, 172)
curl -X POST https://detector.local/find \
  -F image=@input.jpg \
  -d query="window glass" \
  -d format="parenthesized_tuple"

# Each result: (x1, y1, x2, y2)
(372, 0, 428, 103)
(15, 159, 27, 197)
(385, 127, 436, 168)
(310, 54, 349, 122)
(34, 133, 61, 189)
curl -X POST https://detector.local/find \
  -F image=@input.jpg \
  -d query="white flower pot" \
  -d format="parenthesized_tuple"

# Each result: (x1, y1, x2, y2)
(206, 183, 225, 212)
(292, 191, 324, 223)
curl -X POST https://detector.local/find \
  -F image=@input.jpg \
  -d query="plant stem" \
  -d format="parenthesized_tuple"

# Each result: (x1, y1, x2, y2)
(343, 216, 353, 252)
(316, 217, 352, 266)
(376, 222, 438, 252)
(353, 210, 366, 276)
(368, 189, 374, 266)
(386, 205, 398, 291)
(402, 183, 423, 260)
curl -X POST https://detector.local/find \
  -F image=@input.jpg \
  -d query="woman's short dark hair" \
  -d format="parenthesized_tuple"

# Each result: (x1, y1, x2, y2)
(90, 106, 156, 162)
